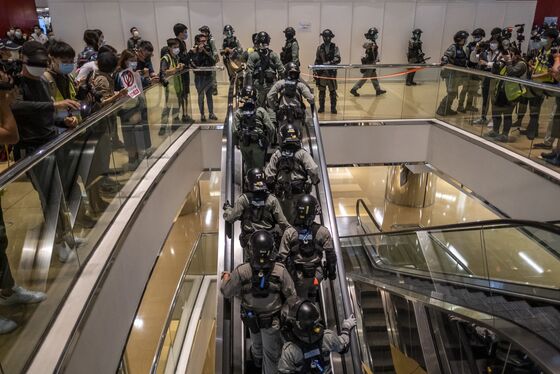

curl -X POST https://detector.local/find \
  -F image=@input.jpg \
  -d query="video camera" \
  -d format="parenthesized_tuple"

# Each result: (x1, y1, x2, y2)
(0, 59, 22, 90)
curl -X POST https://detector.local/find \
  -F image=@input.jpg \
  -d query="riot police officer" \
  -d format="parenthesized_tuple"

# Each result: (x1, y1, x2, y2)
(457, 28, 485, 113)
(265, 124, 320, 224)
(221, 24, 243, 80)
(267, 62, 314, 130)
(350, 27, 386, 97)
(278, 299, 357, 373)
(246, 31, 285, 108)
(406, 28, 425, 86)
(223, 168, 290, 252)
(281, 27, 300, 66)
(221, 230, 296, 374)
(436, 30, 469, 116)
(314, 29, 341, 114)
(278, 195, 337, 301)
(233, 86, 275, 170)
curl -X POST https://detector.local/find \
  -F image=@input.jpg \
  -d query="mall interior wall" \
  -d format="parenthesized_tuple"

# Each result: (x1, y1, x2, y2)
(0, 0, 39, 34)
(48, 0, 536, 72)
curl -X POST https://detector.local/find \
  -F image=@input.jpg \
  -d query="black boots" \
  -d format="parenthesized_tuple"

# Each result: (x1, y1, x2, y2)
(318, 90, 325, 113)
(330, 93, 337, 114)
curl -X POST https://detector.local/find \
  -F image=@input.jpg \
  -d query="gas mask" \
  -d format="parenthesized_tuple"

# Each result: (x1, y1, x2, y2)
(322, 36, 332, 44)
(490, 42, 499, 51)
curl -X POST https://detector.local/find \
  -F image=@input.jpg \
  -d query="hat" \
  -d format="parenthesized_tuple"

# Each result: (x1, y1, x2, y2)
(21, 41, 48, 67)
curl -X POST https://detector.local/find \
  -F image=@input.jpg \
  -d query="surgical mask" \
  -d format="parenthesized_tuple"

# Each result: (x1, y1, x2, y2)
(372, 34, 378, 40)
(172, 47, 180, 55)
(127, 61, 138, 70)
(58, 62, 75, 75)
(474, 37, 482, 42)
(25, 65, 46, 77)
(183, 33, 188, 40)
(15, 31, 22, 38)
(502, 39, 510, 48)
(133, 31, 140, 38)
(35, 29, 41, 35)
(490, 43, 499, 51)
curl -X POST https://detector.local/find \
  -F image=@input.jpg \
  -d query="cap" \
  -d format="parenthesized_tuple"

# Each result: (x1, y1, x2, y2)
(21, 41, 48, 67)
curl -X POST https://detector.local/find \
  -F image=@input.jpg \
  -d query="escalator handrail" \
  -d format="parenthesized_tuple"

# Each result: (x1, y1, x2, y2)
(355, 198, 382, 233)
(215, 74, 236, 374)
(310, 107, 363, 374)
(340, 218, 560, 240)
(0, 66, 225, 190)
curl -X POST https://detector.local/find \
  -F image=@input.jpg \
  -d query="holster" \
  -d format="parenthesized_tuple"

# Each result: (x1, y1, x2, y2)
(241, 308, 261, 334)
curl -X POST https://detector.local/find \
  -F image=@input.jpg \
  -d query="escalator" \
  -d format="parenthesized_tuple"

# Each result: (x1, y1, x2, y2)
(216, 80, 361, 373)
(342, 218, 560, 373)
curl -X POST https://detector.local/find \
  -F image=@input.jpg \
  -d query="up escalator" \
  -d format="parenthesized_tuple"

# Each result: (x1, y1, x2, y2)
(342, 217, 560, 373)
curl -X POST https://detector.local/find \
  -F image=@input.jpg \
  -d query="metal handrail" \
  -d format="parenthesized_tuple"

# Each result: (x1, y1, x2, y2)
(0, 66, 225, 189)
(355, 198, 382, 233)
(308, 63, 560, 94)
(341, 218, 560, 239)
(310, 107, 363, 374)
(215, 73, 236, 374)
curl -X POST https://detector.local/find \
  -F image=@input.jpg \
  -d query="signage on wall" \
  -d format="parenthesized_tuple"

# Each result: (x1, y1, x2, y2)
(298, 21, 312, 32)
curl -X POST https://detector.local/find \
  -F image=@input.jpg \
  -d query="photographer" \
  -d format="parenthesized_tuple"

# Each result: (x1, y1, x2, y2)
(159, 38, 185, 134)
(473, 33, 503, 125)
(485, 47, 527, 142)
(172, 23, 193, 124)
(134, 41, 158, 89)
(188, 33, 217, 122)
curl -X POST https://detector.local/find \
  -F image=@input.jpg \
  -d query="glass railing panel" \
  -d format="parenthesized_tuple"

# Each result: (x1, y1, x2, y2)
(155, 233, 218, 374)
(186, 67, 226, 126)
(0, 68, 204, 372)
(482, 226, 560, 290)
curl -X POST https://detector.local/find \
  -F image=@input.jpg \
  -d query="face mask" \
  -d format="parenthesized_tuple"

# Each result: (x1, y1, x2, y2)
(502, 40, 510, 48)
(373, 34, 378, 40)
(35, 29, 41, 35)
(133, 31, 140, 38)
(323, 37, 332, 44)
(58, 62, 75, 75)
(15, 31, 22, 38)
(490, 43, 499, 51)
(25, 65, 46, 77)
(172, 47, 180, 56)
(127, 61, 138, 70)
(474, 37, 482, 42)
(8, 30, 14, 36)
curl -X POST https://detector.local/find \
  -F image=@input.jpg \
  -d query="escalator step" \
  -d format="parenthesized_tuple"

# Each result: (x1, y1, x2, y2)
(364, 313, 387, 328)
(362, 297, 383, 310)
(367, 331, 390, 346)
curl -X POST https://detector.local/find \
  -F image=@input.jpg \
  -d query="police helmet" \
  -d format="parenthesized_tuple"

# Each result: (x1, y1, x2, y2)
(472, 28, 486, 38)
(365, 27, 379, 40)
(491, 27, 502, 37)
(294, 194, 320, 227)
(285, 62, 300, 80)
(223, 24, 234, 36)
(284, 27, 296, 39)
(199, 25, 211, 35)
(291, 300, 325, 344)
(246, 168, 268, 192)
(256, 31, 271, 47)
(320, 29, 335, 38)
(250, 230, 275, 266)
(453, 30, 469, 43)
(280, 124, 302, 149)
(412, 28, 423, 36)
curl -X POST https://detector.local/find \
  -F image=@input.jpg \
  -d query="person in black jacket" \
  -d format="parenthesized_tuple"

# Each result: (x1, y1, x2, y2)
(188, 33, 217, 122)
(173, 23, 193, 124)
(11, 41, 82, 263)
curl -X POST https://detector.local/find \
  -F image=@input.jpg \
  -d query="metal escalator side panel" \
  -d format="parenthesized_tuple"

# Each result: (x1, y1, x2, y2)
(308, 108, 363, 374)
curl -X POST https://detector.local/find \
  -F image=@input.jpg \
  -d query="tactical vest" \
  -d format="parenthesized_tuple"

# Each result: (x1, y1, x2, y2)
(254, 49, 274, 84)
(281, 39, 297, 64)
(452, 44, 467, 67)
(241, 193, 274, 231)
(239, 112, 267, 147)
(292, 339, 328, 373)
(275, 149, 308, 197)
(363, 42, 378, 64)
(240, 263, 282, 298)
(291, 224, 323, 277)
(223, 36, 238, 50)
(319, 43, 337, 64)
(408, 40, 423, 60)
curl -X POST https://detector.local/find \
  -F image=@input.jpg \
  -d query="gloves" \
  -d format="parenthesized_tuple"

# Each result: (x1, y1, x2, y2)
(342, 315, 357, 333)
(223, 200, 232, 210)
